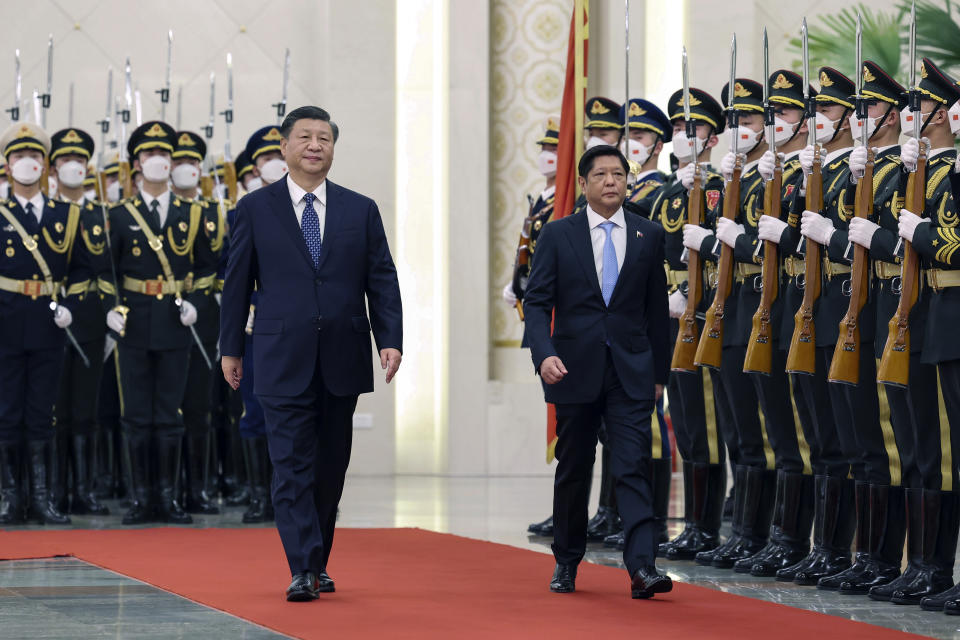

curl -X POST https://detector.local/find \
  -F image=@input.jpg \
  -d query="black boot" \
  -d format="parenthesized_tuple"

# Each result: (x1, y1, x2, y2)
(668, 463, 725, 560)
(0, 441, 24, 524)
(528, 515, 554, 536)
(890, 490, 959, 605)
(750, 473, 814, 577)
(52, 430, 70, 513)
(651, 457, 672, 547)
(818, 481, 871, 590)
(712, 467, 775, 569)
(222, 421, 250, 506)
(697, 465, 746, 565)
(69, 434, 109, 515)
(870, 486, 923, 601)
(92, 428, 115, 499)
(122, 433, 153, 524)
(735, 470, 786, 573)
(660, 460, 695, 556)
(155, 436, 193, 524)
(841, 485, 904, 595)
(794, 476, 855, 585)
(184, 432, 219, 514)
(25, 440, 70, 525)
(242, 436, 274, 523)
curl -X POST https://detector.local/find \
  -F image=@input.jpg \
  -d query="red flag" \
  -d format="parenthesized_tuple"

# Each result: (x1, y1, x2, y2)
(546, 0, 589, 463)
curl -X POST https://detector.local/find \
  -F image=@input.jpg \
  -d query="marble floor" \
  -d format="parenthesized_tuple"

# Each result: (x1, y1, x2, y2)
(2, 474, 959, 639)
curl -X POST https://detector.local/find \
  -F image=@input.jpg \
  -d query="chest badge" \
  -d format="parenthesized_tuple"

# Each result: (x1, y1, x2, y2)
(671, 197, 682, 210)
(178, 221, 188, 232)
(132, 246, 142, 256)
(5, 247, 13, 257)
(54, 221, 64, 233)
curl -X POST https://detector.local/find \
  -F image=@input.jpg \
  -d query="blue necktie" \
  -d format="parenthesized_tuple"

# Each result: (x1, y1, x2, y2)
(301, 192, 322, 268)
(599, 220, 619, 305)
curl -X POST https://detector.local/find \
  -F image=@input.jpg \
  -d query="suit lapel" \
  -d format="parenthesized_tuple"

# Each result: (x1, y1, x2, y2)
(269, 178, 315, 270)
(315, 180, 339, 272)
(565, 212, 603, 302)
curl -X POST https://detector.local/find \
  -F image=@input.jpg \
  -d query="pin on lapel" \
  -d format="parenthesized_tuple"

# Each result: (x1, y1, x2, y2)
(636, 230, 643, 238)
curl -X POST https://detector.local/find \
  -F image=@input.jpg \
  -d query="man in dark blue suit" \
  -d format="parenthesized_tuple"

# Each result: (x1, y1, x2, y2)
(523, 145, 671, 599)
(220, 106, 402, 601)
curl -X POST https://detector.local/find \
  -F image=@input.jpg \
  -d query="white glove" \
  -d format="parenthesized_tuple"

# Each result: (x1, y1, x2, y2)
(848, 217, 880, 249)
(798, 145, 816, 175)
(501, 281, 518, 307)
(683, 224, 714, 251)
(720, 151, 737, 182)
(800, 210, 836, 245)
(106, 309, 126, 334)
(758, 151, 778, 182)
(179, 299, 198, 327)
(898, 209, 928, 243)
(668, 290, 687, 319)
(716, 217, 745, 248)
(677, 163, 695, 191)
(53, 305, 72, 329)
(757, 215, 788, 244)
(900, 137, 923, 173)
(848, 146, 869, 181)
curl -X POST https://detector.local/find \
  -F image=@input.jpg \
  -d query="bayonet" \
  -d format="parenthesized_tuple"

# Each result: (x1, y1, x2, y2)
(157, 29, 172, 120)
(176, 85, 182, 129)
(272, 48, 290, 124)
(134, 86, 142, 126)
(40, 34, 52, 126)
(729, 34, 738, 156)
(8, 49, 20, 122)
(31, 88, 41, 124)
(855, 13, 867, 148)
(97, 66, 112, 169)
(205, 72, 215, 139)
(68, 82, 74, 127)
(624, 0, 630, 140)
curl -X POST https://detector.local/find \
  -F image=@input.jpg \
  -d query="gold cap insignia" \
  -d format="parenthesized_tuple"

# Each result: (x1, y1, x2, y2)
(863, 66, 876, 83)
(177, 133, 196, 146)
(15, 125, 32, 139)
(921, 62, 928, 79)
(546, 117, 559, 131)
(772, 73, 793, 90)
(590, 100, 611, 115)
(144, 123, 166, 138)
(628, 102, 646, 117)
(677, 95, 702, 107)
(733, 82, 751, 98)
(61, 130, 83, 144)
(178, 221, 188, 232)
(263, 128, 283, 141)
(820, 70, 834, 87)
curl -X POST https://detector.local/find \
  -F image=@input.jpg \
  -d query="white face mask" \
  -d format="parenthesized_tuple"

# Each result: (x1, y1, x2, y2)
(536, 149, 557, 176)
(672, 131, 706, 162)
(773, 117, 801, 144)
(848, 113, 881, 141)
(901, 108, 935, 138)
(244, 176, 263, 192)
(585, 135, 613, 150)
(259, 158, 288, 184)
(106, 180, 121, 202)
(727, 125, 763, 152)
(84, 188, 97, 201)
(140, 154, 171, 183)
(56, 160, 86, 189)
(814, 112, 841, 144)
(621, 138, 653, 166)
(11, 157, 43, 185)
(171, 163, 200, 189)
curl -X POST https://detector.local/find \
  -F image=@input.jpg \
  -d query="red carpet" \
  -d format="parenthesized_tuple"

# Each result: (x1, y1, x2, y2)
(0, 527, 926, 639)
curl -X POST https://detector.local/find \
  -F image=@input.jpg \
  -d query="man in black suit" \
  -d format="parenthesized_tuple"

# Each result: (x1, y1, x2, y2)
(523, 145, 671, 599)
(220, 106, 403, 601)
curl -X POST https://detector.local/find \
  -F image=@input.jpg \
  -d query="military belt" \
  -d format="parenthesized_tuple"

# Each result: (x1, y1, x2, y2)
(824, 260, 852, 280)
(0, 275, 61, 299)
(98, 278, 116, 296)
(664, 266, 686, 287)
(734, 263, 762, 282)
(926, 268, 960, 291)
(874, 261, 900, 280)
(122, 276, 186, 297)
(64, 279, 98, 296)
(784, 256, 804, 278)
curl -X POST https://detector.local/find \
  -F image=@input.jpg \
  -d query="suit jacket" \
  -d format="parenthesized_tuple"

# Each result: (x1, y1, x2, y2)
(523, 208, 670, 404)
(220, 177, 402, 397)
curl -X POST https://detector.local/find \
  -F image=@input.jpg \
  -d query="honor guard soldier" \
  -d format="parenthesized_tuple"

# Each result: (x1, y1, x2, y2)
(49, 127, 110, 516)
(657, 87, 730, 560)
(883, 59, 960, 609)
(100, 152, 122, 203)
(568, 97, 624, 219)
(620, 98, 670, 207)
(170, 130, 224, 515)
(106, 121, 215, 525)
(235, 150, 258, 194)
(83, 162, 99, 202)
(0, 122, 93, 525)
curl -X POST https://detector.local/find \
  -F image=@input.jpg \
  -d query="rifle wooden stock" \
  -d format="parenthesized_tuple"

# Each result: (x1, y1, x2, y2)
(672, 168, 704, 372)
(509, 199, 536, 322)
(118, 161, 132, 199)
(786, 156, 823, 374)
(200, 175, 213, 199)
(695, 162, 742, 369)
(224, 161, 238, 203)
(40, 166, 49, 198)
(878, 147, 927, 387)
(744, 163, 783, 374)
(829, 149, 875, 385)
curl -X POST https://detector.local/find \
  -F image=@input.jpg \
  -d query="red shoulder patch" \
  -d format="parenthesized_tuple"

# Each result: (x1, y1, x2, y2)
(705, 190, 721, 211)
(784, 184, 796, 198)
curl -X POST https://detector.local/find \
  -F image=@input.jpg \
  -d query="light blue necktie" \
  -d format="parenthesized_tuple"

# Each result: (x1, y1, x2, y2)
(599, 220, 619, 305)
(301, 192, 322, 269)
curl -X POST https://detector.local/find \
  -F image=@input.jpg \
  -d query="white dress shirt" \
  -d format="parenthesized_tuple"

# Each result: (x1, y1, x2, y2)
(139, 188, 171, 228)
(287, 174, 327, 240)
(15, 192, 45, 223)
(586, 205, 626, 288)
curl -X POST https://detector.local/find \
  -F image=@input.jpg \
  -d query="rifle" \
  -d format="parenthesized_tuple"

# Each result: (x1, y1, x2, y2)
(116, 59, 133, 198)
(156, 30, 172, 121)
(96, 66, 112, 198)
(744, 28, 780, 375)
(878, 2, 924, 388)
(511, 194, 537, 321)
(222, 53, 238, 203)
(40, 35, 52, 128)
(6, 49, 20, 122)
(786, 19, 822, 375)
(672, 46, 703, 373)
(200, 72, 215, 199)
(695, 34, 740, 370)
(272, 48, 290, 125)
(829, 14, 873, 385)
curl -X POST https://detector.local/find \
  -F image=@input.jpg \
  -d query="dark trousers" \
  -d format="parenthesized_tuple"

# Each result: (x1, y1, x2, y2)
(117, 345, 189, 437)
(182, 340, 216, 437)
(886, 355, 939, 489)
(935, 360, 960, 492)
(0, 345, 63, 443)
(258, 351, 358, 576)
(55, 337, 106, 436)
(237, 334, 266, 439)
(795, 351, 848, 477)
(719, 346, 769, 469)
(752, 349, 807, 474)
(552, 349, 655, 575)
(709, 368, 739, 465)
(668, 320, 723, 465)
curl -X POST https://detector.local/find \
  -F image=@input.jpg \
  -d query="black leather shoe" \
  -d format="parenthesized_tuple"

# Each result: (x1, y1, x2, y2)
(631, 566, 673, 599)
(317, 570, 335, 593)
(528, 515, 554, 537)
(549, 564, 577, 593)
(286, 572, 320, 601)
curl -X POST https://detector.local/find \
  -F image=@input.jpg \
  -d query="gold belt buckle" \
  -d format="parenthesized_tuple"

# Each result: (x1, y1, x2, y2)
(22, 280, 43, 299)
(23, 237, 38, 252)
(144, 279, 164, 296)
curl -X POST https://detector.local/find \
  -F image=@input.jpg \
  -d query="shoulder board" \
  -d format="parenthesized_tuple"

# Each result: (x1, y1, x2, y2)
(828, 157, 849, 171)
